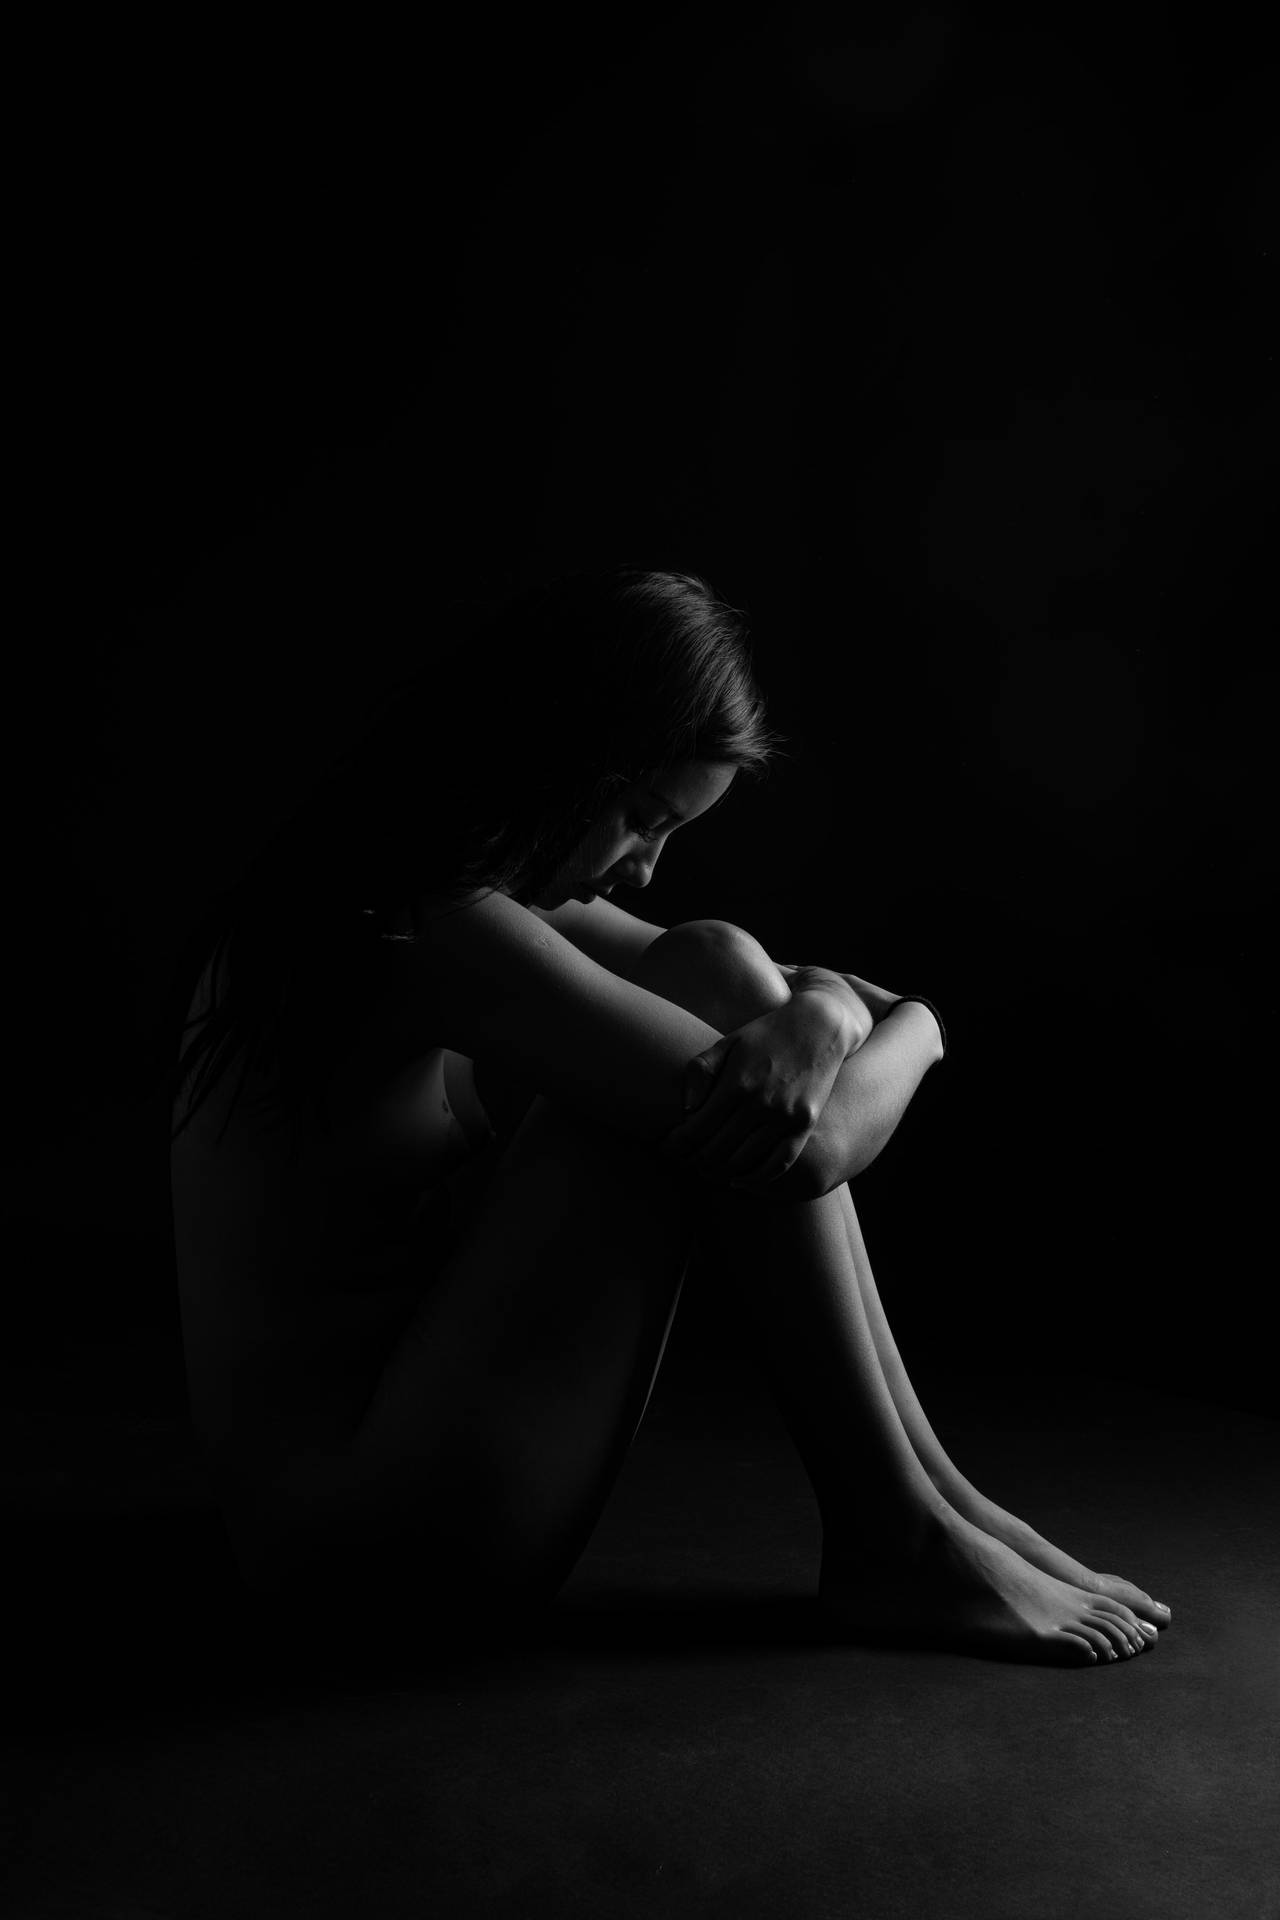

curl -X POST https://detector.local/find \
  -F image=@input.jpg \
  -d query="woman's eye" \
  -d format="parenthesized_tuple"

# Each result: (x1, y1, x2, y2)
(629, 818, 663, 844)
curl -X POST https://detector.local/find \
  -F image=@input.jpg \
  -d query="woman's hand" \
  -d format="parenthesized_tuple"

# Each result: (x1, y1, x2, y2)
(659, 992, 857, 1192)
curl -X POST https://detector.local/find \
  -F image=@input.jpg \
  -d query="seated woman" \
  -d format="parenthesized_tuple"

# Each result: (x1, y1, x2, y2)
(168, 565, 1170, 1665)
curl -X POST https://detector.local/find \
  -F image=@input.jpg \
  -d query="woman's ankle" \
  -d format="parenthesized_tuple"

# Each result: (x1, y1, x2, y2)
(818, 1482, 951, 1569)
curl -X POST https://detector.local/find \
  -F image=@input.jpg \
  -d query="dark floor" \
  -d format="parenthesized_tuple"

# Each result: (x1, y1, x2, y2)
(3, 1323, 1278, 1920)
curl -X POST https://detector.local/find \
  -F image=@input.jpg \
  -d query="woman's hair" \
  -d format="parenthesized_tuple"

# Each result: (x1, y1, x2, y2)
(166, 564, 789, 1154)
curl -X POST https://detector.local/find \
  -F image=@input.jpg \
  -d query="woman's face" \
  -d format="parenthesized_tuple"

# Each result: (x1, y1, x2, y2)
(532, 760, 738, 910)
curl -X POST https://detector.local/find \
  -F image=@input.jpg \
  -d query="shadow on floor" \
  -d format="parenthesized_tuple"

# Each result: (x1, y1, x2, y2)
(5, 1339, 1279, 1919)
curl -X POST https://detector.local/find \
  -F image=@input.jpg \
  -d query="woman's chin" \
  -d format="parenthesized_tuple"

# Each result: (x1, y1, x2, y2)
(526, 883, 567, 910)
(528, 875, 603, 910)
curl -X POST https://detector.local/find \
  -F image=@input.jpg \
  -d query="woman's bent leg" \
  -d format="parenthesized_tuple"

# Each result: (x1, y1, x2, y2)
(240, 1095, 701, 1616)
(831, 1182, 1168, 1629)
(693, 1182, 1157, 1662)
(238, 919, 1158, 1662)
(630, 922, 1156, 1664)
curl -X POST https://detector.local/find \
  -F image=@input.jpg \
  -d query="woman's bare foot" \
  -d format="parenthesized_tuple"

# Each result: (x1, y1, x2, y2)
(826, 1185, 1172, 1638)
(927, 1477, 1169, 1637)
(819, 1505, 1159, 1666)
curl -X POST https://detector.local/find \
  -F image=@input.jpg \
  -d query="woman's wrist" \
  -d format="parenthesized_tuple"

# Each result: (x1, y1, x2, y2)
(886, 995, 947, 1061)
(852, 981, 905, 1024)
(778, 965, 944, 1059)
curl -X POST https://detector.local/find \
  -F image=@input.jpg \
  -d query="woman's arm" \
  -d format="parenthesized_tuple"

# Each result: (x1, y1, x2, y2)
(529, 894, 669, 982)
(804, 1000, 945, 1192)
(774, 963, 945, 1189)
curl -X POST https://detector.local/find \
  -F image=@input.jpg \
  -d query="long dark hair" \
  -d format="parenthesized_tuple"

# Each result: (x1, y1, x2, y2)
(167, 564, 788, 1154)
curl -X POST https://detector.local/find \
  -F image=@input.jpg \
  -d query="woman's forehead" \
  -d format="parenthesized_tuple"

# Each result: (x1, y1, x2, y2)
(636, 761, 737, 818)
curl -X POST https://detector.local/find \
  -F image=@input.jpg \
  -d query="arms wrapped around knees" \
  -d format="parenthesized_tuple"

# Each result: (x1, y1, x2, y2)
(658, 960, 866, 1200)
(768, 963, 946, 1188)
(643, 931, 943, 1199)
(803, 999, 945, 1191)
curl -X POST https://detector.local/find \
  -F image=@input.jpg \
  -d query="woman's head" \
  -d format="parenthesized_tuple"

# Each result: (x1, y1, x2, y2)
(524, 758, 739, 913)
(169, 564, 788, 1142)
(450, 560, 786, 906)
(351, 563, 787, 921)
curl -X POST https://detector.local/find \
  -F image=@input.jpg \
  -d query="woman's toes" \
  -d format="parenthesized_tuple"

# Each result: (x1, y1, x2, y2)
(1092, 1597, 1145, 1640)
(1124, 1586, 1168, 1623)
(1095, 1574, 1165, 1617)
(1095, 1613, 1148, 1655)
(1087, 1612, 1134, 1658)
(1136, 1618, 1160, 1641)
(1076, 1623, 1114, 1662)
(1059, 1632, 1099, 1666)
(1105, 1613, 1144, 1655)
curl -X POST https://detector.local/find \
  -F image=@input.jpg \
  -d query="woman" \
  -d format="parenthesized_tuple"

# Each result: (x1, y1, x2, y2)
(169, 565, 1169, 1664)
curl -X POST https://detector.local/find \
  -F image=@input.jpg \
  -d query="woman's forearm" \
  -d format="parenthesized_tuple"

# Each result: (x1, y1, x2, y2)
(807, 1001, 944, 1191)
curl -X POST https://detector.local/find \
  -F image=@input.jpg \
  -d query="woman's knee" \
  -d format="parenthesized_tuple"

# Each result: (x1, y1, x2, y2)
(633, 919, 791, 1032)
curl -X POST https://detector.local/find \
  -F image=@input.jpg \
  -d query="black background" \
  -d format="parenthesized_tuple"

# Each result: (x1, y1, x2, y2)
(7, 10, 1276, 1416)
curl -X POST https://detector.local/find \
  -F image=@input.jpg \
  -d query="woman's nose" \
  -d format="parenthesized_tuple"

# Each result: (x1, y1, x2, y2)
(617, 852, 658, 888)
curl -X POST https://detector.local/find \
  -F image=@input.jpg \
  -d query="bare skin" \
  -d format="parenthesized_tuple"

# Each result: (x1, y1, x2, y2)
(181, 786, 1169, 1664)
(833, 1184, 1167, 1634)
(632, 925, 1168, 1665)
(698, 1184, 1156, 1665)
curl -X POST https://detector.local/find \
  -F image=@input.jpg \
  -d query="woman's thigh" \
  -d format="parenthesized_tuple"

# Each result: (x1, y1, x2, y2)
(233, 1092, 701, 1616)
(228, 921, 787, 1611)
(468, 920, 789, 1144)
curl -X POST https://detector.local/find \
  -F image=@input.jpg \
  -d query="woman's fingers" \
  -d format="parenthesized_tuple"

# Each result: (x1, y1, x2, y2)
(677, 1107, 761, 1173)
(661, 1060, 816, 1188)
(727, 1135, 803, 1189)
(683, 1110, 809, 1188)
(663, 1082, 736, 1154)
(663, 1099, 787, 1183)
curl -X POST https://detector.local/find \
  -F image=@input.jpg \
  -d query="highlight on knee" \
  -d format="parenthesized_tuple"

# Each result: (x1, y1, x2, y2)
(638, 918, 791, 1031)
